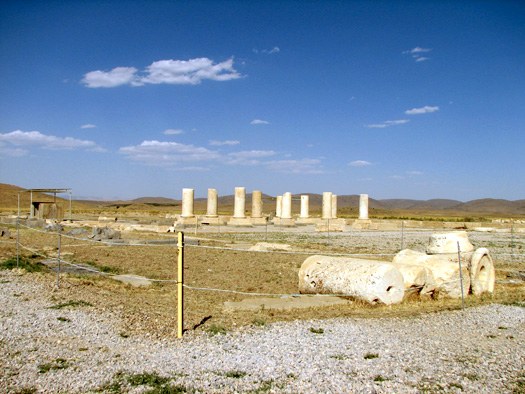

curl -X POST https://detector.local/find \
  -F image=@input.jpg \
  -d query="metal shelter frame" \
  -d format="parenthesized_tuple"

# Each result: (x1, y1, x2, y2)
(17, 188, 72, 221)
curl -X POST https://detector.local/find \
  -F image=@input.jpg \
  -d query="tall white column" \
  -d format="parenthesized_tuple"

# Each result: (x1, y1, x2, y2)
(252, 190, 263, 218)
(276, 195, 282, 218)
(206, 188, 218, 217)
(181, 188, 194, 218)
(322, 192, 332, 219)
(233, 187, 246, 218)
(359, 194, 369, 220)
(300, 195, 309, 218)
(281, 192, 292, 219)
(331, 194, 338, 219)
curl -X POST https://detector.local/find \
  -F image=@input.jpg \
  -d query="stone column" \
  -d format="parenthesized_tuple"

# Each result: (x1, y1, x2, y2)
(233, 187, 246, 218)
(359, 194, 369, 220)
(276, 195, 283, 218)
(181, 188, 194, 218)
(331, 194, 338, 219)
(206, 188, 218, 217)
(252, 190, 263, 218)
(300, 195, 309, 218)
(322, 192, 332, 219)
(281, 192, 292, 219)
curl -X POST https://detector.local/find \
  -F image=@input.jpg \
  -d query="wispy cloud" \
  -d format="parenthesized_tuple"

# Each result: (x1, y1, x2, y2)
(407, 170, 423, 176)
(349, 160, 372, 167)
(118, 139, 322, 174)
(82, 57, 241, 88)
(405, 106, 439, 115)
(119, 140, 220, 166)
(403, 47, 432, 62)
(365, 119, 409, 128)
(227, 150, 276, 165)
(253, 46, 280, 55)
(209, 140, 240, 146)
(163, 128, 184, 135)
(250, 119, 269, 125)
(80, 124, 96, 129)
(265, 159, 323, 174)
(0, 130, 104, 154)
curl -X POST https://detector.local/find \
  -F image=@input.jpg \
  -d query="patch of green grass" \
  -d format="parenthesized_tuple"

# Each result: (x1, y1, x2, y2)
(463, 373, 479, 381)
(57, 316, 71, 322)
(449, 382, 464, 391)
(38, 358, 69, 373)
(513, 372, 525, 394)
(206, 324, 227, 336)
(330, 354, 348, 360)
(364, 353, 379, 360)
(224, 370, 247, 379)
(1, 257, 43, 272)
(309, 327, 324, 334)
(126, 372, 170, 387)
(486, 334, 497, 339)
(48, 300, 92, 309)
(79, 347, 88, 351)
(252, 318, 266, 327)
(373, 375, 387, 382)
(251, 379, 275, 393)
(144, 385, 190, 394)
(498, 326, 508, 330)
(13, 388, 37, 394)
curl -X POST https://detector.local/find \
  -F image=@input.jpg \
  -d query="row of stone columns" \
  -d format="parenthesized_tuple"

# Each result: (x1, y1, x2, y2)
(179, 188, 370, 222)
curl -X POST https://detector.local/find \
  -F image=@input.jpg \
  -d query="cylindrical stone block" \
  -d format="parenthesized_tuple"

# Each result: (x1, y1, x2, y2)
(359, 194, 369, 220)
(252, 190, 263, 218)
(300, 195, 309, 218)
(331, 194, 337, 219)
(233, 187, 246, 218)
(281, 192, 292, 219)
(276, 195, 282, 218)
(322, 192, 332, 219)
(206, 188, 218, 217)
(298, 255, 405, 305)
(181, 188, 194, 218)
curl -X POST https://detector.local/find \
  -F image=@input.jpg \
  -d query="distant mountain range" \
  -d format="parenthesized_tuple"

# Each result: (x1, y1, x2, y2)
(1, 183, 524, 216)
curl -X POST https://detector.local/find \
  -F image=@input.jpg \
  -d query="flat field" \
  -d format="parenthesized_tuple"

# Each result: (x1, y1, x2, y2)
(1, 217, 524, 339)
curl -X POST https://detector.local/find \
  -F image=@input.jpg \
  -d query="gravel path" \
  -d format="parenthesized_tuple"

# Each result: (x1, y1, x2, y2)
(1, 269, 524, 393)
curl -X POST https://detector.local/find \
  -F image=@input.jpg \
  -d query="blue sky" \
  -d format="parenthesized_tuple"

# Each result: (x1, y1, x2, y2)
(1, 1, 524, 201)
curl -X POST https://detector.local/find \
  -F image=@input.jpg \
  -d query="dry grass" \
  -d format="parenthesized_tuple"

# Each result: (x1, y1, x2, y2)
(1, 224, 524, 339)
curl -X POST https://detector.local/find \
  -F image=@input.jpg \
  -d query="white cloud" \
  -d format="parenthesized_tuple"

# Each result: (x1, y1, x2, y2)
(253, 46, 280, 55)
(0, 130, 102, 151)
(390, 175, 404, 180)
(80, 124, 96, 129)
(405, 106, 439, 115)
(163, 128, 184, 135)
(365, 119, 409, 128)
(209, 140, 240, 146)
(265, 158, 323, 174)
(349, 160, 372, 167)
(408, 47, 431, 54)
(82, 58, 241, 88)
(403, 47, 432, 62)
(119, 140, 220, 166)
(407, 170, 423, 175)
(250, 119, 269, 125)
(82, 67, 139, 88)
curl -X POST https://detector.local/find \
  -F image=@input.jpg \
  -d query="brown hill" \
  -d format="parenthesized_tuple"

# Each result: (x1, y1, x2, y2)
(1, 183, 523, 217)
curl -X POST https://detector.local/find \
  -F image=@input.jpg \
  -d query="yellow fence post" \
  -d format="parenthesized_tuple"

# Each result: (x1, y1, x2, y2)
(177, 231, 184, 338)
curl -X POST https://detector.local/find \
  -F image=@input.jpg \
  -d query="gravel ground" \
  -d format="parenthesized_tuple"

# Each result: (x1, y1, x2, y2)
(1, 270, 524, 393)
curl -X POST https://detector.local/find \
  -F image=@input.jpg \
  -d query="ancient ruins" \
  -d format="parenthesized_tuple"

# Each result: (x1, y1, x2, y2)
(298, 231, 495, 304)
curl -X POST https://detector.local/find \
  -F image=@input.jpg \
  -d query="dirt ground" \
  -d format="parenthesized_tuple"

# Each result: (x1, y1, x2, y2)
(1, 219, 524, 339)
